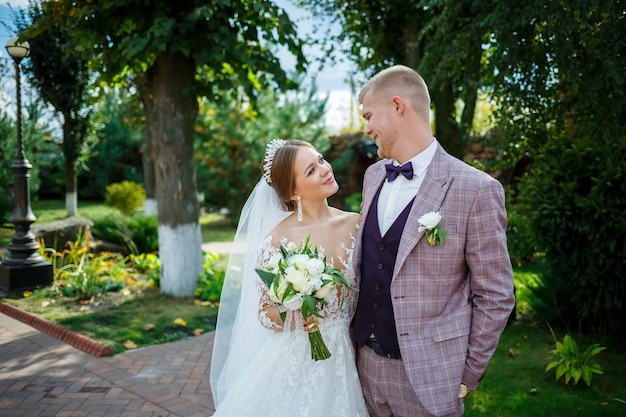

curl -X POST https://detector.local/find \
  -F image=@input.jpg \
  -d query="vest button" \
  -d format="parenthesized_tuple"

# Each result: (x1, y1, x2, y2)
(377, 263, 383, 269)
(379, 244, 384, 250)
(375, 284, 381, 290)
(370, 323, 376, 328)
(373, 302, 379, 308)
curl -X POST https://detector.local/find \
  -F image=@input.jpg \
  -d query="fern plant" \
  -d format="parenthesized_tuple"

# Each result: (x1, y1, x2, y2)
(546, 334, 605, 386)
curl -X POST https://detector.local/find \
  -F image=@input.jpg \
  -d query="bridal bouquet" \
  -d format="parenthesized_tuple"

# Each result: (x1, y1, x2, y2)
(255, 235, 350, 361)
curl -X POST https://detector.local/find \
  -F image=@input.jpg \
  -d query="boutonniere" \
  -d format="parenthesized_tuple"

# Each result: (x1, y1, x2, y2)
(418, 212, 448, 246)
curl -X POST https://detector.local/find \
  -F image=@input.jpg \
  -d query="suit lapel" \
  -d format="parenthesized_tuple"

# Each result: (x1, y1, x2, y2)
(394, 144, 452, 277)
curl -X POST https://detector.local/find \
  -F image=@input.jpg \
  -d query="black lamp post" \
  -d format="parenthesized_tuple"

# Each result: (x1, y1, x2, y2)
(0, 36, 52, 294)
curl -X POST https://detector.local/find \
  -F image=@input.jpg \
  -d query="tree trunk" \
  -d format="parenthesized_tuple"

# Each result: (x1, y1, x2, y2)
(62, 116, 78, 217)
(65, 162, 77, 217)
(149, 52, 202, 297)
(460, 34, 483, 142)
(137, 71, 158, 216)
(402, 17, 421, 69)
(432, 81, 464, 158)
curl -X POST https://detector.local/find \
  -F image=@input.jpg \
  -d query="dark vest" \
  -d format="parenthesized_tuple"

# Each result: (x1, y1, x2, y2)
(353, 182, 415, 355)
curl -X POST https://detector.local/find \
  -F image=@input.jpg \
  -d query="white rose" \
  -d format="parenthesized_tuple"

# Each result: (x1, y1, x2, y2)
(418, 211, 442, 232)
(266, 253, 282, 271)
(284, 267, 309, 292)
(301, 276, 323, 295)
(286, 242, 298, 252)
(288, 254, 310, 270)
(314, 282, 336, 300)
(306, 258, 325, 276)
(283, 293, 304, 310)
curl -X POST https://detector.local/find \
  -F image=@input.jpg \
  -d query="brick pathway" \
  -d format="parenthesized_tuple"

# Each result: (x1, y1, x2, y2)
(0, 312, 216, 416)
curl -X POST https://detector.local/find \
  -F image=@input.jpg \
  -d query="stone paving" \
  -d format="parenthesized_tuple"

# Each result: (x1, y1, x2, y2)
(0, 241, 240, 416)
(0, 312, 216, 416)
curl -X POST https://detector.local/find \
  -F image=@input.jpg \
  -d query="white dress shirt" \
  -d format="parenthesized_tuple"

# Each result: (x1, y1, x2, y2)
(377, 139, 438, 235)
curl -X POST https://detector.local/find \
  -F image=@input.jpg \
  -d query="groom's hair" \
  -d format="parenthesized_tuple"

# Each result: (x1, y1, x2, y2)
(266, 140, 315, 211)
(359, 65, 431, 123)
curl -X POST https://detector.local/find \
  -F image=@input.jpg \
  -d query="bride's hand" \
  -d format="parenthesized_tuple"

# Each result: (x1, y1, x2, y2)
(260, 305, 285, 331)
(302, 314, 316, 332)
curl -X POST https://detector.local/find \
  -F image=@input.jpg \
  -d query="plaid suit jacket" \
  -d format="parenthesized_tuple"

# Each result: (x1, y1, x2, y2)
(353, 142, 515, 416)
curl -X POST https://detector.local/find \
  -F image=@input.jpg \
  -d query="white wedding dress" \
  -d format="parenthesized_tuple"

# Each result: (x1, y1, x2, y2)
(211, 236, 369, 417)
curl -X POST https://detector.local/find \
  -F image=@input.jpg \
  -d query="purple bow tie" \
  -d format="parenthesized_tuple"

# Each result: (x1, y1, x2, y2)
(385, 162, 414, 181)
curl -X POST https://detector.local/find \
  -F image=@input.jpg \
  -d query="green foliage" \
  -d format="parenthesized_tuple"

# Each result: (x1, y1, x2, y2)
(344, 192, 362, 213)
(0, 112, 15, 222)
(194, 251, 226, 303)
(90, 212, 159, 255)
(39, 226, 128, 300)
(518, 133, 626, 337)
(505, 201, 538, 267)
(13, 0, 94, 199)
(195, 82, 328, 223)
(299, 0, 488, 156)
(25, 0, 306, 99)
(78, 92, 144, 200)
(55, 252, 127, 300)
(546, 334, 605, 387)
(128, 253, 160, 288)
(104, 181, 146, 216)
(124, 214, 159, 254)
(490, 0, 625, 167)
(0, 103, 50, 217)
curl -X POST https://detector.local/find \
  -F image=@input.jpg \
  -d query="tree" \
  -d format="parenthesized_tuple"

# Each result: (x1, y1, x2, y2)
(487, 0, 626, 337)
(13, 1, 93, 217)
(296, 0, 491, 157)
(26, 0, 306, 296)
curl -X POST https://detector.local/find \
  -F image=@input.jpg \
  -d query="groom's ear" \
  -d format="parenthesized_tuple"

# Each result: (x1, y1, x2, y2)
(392, 96, 405, 114)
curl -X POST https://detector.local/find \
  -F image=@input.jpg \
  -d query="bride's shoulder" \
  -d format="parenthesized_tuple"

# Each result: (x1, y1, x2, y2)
(330, 208, 360, 232)
(330, 207, 360, 222)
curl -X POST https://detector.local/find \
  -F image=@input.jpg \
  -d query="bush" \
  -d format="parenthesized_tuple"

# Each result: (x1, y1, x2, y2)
(518, 132, 626, 337)
(125, 213, 159, 254)
(91, 212, 158, 255)
(194, 251, 226, 303)
(506, 200, 538, 267)
(344, 192, 362, 213)
(104, 181, 146, 216)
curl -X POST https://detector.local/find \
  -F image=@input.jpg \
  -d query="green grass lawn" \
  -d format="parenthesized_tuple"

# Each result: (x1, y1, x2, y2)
(466, 317, 626, 417)
(461, 263, 626, 416)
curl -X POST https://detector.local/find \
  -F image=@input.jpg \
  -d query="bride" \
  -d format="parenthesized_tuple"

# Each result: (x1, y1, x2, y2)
(210, 139, 369, 416)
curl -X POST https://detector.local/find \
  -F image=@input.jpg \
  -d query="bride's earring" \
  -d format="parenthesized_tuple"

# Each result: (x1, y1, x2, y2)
(297, 196, 303, 222)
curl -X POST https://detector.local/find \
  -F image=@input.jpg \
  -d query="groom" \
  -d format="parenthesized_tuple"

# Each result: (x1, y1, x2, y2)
(352, 65, 515, 417)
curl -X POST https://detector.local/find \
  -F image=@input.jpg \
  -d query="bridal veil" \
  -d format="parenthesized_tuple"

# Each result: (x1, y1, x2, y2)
(210, 179, 289, 407)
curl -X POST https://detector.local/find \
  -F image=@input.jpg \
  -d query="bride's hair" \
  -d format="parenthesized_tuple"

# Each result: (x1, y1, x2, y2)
(264, 139, 315, 211)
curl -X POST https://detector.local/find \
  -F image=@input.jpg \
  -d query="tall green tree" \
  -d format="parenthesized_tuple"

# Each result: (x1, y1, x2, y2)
(13, 1, 93, 217)
(486, 0, 626, 337)
(26, 0, 306, 296)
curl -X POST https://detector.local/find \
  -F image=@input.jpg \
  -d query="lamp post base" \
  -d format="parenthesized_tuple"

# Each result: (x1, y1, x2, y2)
(0, 261, 53, 294)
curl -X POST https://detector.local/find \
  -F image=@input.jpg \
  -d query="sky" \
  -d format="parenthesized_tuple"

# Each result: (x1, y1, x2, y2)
(0, 0, 360, 133)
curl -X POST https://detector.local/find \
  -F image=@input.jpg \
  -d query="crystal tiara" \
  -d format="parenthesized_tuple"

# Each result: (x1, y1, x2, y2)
(262, 139, 288, 185)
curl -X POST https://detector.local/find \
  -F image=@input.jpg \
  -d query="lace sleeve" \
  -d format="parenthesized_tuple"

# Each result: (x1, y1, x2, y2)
(256, 237, 284, 330)
(255, 236, 305, 331)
